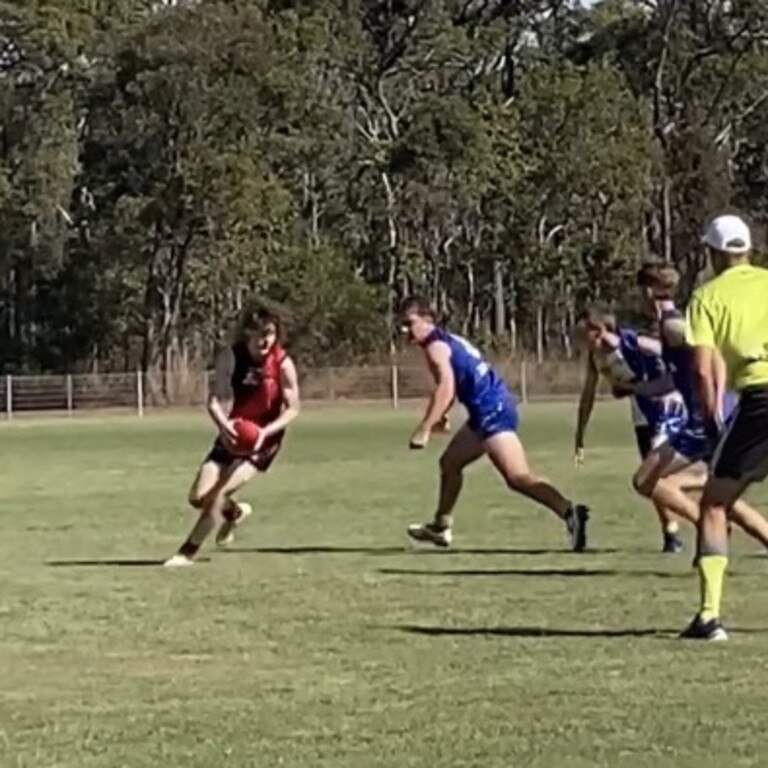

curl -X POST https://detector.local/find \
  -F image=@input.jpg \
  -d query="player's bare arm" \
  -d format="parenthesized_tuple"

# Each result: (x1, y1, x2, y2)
(712, 347, 727, 420)
(411, 341, 455, 449)
(661, 315, 686, 348)
(574, 353, 599, 463)
(209, 347, 238, 445)
(257, 357, 301, 447)
(692, 345, 719, 424)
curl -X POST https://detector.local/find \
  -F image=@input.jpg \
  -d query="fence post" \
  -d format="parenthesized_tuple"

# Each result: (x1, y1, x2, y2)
(136, 369, 144, 417)
(66, 374, 73, 416)
(327, 368, 336, 401)
(520, 358, 528, 405)
(391, 363, 399, 410)
(5, 375, 11, 420)
(202, 369, 209, 405)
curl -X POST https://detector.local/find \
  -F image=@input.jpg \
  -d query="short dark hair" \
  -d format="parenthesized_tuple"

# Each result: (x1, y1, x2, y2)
(636, 260, 680, 298)
(399, 295, 436, 320)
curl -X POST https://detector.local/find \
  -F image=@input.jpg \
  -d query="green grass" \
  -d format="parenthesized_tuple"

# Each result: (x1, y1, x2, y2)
(1, 401, 767, 768)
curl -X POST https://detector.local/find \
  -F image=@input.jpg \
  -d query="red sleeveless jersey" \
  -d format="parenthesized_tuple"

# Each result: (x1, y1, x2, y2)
(229, 342, 287, 426)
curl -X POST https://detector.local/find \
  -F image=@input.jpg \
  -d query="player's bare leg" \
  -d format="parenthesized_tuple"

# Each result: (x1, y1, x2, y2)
(484, 431, 589, 551)
(408, 424, 484, 548)
(636, 447, 768, 549)
(165, 460, 257, 567)
(634, 446, 701, 524)
(188, 460, 225, 509)
(653, 500, 684, 553)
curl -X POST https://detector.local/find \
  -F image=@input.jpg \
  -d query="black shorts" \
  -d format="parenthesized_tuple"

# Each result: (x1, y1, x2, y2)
(634, 425, 653, 460)
(205, 433, 284, 473)
(712, 385, 768, 483)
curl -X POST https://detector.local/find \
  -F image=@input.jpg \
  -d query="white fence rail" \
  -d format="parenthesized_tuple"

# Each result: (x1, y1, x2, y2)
(0, 360, 588, 417)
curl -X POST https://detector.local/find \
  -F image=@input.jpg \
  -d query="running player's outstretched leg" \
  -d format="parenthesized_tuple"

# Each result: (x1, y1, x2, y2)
(633, 445, 702, 524)
(408, 424, 485, 548)
(729, 499, 768, 548)
(484, 431, 589, 551)
(165, 460, 257, 567)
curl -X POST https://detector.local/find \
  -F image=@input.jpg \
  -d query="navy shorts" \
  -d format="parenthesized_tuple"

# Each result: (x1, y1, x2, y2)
(668, 424, 710, 463)
(467, 396, 519, 440)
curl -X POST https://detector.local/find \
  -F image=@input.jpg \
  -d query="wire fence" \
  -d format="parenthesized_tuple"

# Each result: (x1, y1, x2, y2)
(0, 359, 589, 417)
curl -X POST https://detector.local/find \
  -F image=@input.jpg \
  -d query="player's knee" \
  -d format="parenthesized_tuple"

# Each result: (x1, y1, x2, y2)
(632, 471, 653, 498)
(188, 488, 216, 509)
(504, 472, 533, 493)
(188, 492, 206, 509)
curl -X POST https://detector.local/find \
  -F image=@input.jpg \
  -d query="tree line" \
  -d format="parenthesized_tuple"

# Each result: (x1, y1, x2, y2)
(2, 0, 768, 387)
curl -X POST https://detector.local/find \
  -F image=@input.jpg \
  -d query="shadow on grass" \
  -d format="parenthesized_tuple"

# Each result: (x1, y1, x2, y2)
(46, 557, 210, 567)
(396, 624, 668, 639)
(395, 624, 767, 638)
(220, 546, 619, 556)
(378, 566, 689, 578)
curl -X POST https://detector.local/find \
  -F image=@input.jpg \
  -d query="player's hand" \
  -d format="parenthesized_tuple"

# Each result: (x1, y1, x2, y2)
(574, 448, 585, 467)
(220, 421, 239, 450)
(409, 425, 431, 450)
(432, 414, 451, 434)
(249, 429, 267, 458)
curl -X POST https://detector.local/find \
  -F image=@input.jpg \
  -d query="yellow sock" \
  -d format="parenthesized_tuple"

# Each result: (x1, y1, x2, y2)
(665, 521, 679, 535)
(698, 555, 728, 622)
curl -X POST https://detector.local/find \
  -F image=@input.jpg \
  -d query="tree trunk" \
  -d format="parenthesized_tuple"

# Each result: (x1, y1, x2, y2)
(508, 276, 517, 354)
(381, 170, 398, 354)
(536, 304, 544, 364)
(464, 261, 476, 336)
(493, 259, 505, 336)
(661, 178, 672, 262)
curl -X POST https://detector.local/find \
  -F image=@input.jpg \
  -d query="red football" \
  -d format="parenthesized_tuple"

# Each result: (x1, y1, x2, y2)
(233, 418, 260, 454)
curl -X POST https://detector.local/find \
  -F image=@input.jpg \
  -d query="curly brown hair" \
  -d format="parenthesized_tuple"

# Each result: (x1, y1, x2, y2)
(236, 297, 289, 344)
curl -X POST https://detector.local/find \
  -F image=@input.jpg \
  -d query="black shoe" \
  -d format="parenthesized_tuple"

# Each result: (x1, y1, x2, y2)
(662, 531, 684, 554)
(566, 505, 589, 552)
(679, 614, 728, 641)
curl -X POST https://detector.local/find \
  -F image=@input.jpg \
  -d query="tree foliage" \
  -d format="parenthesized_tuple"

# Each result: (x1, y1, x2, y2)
(2, 0, 768, 375)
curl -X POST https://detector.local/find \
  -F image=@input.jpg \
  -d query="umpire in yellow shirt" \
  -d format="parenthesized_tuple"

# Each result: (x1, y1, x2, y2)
(684, 214, 768, 641)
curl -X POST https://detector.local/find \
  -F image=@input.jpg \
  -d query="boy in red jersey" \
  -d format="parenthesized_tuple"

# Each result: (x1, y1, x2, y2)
(164, 302, 300, 567)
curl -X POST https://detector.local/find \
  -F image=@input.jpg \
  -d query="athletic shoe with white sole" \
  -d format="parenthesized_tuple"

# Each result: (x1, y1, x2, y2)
(407, 522, 453, 548)
(163, 554, 195, 568)
(679, 614, 728, 641)
(216, 502, 253, 547)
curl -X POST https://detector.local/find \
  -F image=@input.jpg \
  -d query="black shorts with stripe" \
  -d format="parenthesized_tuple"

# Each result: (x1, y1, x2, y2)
(712, 385, 768, 483)
(205, 433, 284, 473)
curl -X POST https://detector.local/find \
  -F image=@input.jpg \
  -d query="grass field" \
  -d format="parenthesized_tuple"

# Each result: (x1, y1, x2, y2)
(1, 401, 768, 768)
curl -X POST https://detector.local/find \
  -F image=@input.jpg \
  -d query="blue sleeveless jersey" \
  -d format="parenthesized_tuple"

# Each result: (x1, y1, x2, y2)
(616, 327, 685, 431)
(422, 327, 517, 437)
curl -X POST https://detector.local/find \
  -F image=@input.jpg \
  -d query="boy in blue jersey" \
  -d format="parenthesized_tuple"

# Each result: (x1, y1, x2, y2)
(630, 261, 768, 553)
(400, 296, 590, 551)
(574, 306, 690, 551)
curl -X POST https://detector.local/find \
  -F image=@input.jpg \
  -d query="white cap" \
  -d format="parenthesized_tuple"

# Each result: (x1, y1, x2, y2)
(701, 214, 752, 254)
